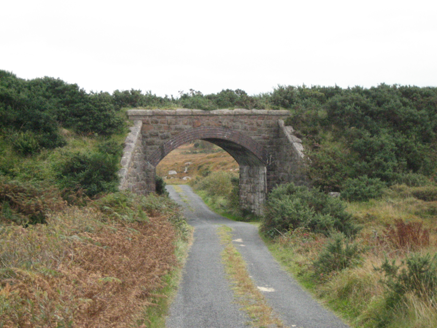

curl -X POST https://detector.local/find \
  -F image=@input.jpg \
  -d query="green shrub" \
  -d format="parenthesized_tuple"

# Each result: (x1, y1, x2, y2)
(56, 151, 119, 197)
(376, 253, 437, 307)
(97, 139, 123, 157)
(93, 191, 149, 223)
(305, 143, 356, 192)
(341, 176, 386, 202)
(155, 175, 168, 196)
(37, 132, 67, 150)
(410, 185, 437, 201)
(190, 171, 242, 218)
(261, 183, 359, 238)
(179, 90, 216, 110)
(393, 173, 432, 187)
(313, 233, 363, 276)
(65, 93, 124, 135)
(191, 171, 235, 199)
(11, 131, 41, 156)
(10, 130, 66, 156)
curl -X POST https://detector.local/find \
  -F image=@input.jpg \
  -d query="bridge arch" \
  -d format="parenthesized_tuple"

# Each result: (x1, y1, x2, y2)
(151, 127, 270, 214)
(119, 109, 307, 215)
(149, 127, 268, 167)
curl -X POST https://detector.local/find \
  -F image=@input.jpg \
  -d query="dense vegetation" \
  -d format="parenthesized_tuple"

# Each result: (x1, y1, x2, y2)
(3, 69, 436, 194)
(174, 82, 437, 327)
(0, 71, 192, 326)
(261, 183, 359, 238)
(2, 69, 437, 327)
(108, 79, 437, 197)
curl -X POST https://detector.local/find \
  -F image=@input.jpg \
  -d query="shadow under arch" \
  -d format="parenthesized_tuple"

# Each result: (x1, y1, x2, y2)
(149, 127, 269, 167)
(150, 127, 269, 215)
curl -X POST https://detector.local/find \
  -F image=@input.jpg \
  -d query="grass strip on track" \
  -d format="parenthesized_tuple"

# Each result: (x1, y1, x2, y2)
(172, 185, 194, 211)
(217, 225, 287, 328)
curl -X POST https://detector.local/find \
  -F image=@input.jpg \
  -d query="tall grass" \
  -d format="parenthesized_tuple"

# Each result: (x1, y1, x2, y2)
(0, 191, 190, 327)
(265, 183, 437, 328)
(190, 171, 242, 218)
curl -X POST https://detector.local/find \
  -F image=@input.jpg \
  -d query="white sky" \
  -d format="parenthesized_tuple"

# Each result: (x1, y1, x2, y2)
(1, 0, 436, 97)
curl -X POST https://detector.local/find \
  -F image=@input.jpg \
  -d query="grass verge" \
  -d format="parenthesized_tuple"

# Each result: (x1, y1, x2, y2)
(262, 185, 437, 328)
(172, 185, 194, 212)
(217, 225, 286, 328)
(194, 189, 260, 222)
(140, 223, 193, 328)
(0, 191, 192, 327)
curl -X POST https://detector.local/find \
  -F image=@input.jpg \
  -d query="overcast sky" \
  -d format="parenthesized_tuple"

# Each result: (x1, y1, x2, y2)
(1, 0, 436, 96)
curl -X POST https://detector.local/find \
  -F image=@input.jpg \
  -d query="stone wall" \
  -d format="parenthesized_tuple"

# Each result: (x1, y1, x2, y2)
(118, 120, 149, 194)
(274, 119, 309, 187)
(239, 166, 267, 215)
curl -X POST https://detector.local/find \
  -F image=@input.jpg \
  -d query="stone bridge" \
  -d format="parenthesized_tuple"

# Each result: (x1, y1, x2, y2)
(119, 109, 307, 215)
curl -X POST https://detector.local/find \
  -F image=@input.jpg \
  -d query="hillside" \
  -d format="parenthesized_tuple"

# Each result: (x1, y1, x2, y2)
(156, 141, 238, 183)
(0, 71, 192, 326)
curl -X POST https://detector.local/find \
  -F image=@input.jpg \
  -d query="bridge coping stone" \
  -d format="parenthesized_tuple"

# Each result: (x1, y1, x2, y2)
(118, 120, 143, 190)
(278, 120, 304, 159)
(127, 109, 290, 117)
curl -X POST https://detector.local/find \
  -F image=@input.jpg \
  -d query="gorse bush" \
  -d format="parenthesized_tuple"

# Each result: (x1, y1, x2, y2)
(410, 185, 437, 201)
(97, 139, 124, 157)
(304, 142, 356, 192)
(8, 130, 67, 156)
(376, 253, 437, 316)
(10, 130, 41, 156)
(190, 171, 241, 218)
(56, 151, 119, 197)
(393, 172, 431, 187)
(191, 171, 236, 199)
(155, 175, 168, 196)
(341, 176, 386, 202)
(0, 71, 124, 151)
(313, 232, 363, 277)
(64, 92, 125, 135)
(285, 84, 437, 190)
(261, 183, 359, 238)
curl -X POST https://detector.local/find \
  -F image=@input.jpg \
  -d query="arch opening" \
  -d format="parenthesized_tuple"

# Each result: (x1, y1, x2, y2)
(151, 128, 269, 215)
(156, 140, 239, 182)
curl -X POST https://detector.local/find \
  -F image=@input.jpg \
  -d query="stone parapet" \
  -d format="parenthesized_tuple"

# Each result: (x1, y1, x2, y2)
(127, 108, 290, 118)
(119, 120, 146, 192)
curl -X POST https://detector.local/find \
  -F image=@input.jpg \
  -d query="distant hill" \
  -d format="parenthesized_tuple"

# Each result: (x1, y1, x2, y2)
(157, 141, 238, 184)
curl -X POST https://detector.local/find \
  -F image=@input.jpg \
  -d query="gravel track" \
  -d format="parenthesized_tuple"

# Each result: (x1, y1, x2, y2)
(165, 185, 349, 328)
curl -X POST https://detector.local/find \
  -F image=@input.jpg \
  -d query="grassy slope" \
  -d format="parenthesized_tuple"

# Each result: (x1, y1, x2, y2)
(263, 187, 437, 328)
(0, 129, 193, 327)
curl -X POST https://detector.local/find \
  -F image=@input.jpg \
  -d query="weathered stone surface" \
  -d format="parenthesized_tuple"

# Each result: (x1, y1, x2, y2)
(119, 109, 307, 215)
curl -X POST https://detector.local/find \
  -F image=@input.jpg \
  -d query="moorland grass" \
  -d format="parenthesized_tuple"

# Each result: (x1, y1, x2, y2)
(265, 185, 437, 328)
